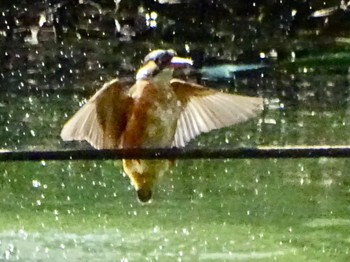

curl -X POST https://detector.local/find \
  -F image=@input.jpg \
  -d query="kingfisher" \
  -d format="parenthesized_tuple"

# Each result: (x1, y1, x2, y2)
(61, 49, 263, 203)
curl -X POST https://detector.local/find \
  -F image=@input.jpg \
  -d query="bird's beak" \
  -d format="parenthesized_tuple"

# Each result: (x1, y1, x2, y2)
(170, 56, 193, 68)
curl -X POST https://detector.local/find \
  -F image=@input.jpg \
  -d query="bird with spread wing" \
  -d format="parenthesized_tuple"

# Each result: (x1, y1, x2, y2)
(61, 49, 263, 202)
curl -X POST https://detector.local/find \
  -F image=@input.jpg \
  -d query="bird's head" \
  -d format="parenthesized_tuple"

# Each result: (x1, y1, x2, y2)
(136, 49, 193, 81)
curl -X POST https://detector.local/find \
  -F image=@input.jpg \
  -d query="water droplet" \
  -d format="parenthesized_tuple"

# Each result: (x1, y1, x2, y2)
(182, 228, 190, 236)
(153, 226, 160, 233)
(32, 179, 41, 188)
(4, 250, 11, 259)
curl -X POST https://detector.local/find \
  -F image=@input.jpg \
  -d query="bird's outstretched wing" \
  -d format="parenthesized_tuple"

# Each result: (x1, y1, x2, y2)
(61, 79, 133, 149)
(170, 79, 263, 147)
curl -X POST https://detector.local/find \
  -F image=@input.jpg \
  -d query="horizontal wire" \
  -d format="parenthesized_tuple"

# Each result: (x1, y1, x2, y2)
(1, 145, 350, 161)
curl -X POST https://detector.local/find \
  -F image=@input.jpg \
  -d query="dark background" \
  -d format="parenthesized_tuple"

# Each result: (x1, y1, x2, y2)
(1, 0, 350, 91)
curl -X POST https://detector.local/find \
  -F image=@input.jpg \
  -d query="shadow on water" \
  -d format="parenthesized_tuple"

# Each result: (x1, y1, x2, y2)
(1, 0, 350, 261)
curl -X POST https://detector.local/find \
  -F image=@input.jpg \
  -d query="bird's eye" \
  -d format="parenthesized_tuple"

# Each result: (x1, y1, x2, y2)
(157, 52, 173, 67)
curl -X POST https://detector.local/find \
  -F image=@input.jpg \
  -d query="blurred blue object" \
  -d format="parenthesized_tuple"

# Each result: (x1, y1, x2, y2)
(200, 64, 267, 80)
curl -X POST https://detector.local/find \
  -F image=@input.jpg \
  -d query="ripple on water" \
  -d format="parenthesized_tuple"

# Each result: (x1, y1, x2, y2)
(199, 250, 286, 260)
(304, 218, 350, 228)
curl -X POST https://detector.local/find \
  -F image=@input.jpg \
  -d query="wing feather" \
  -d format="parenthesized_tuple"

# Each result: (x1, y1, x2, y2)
(61, 79, 133, 149)
(171, 79, 263, 147)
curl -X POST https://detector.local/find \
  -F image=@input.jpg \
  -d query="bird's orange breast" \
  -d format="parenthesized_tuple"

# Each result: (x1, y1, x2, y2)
(121, 81, 181, 149)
